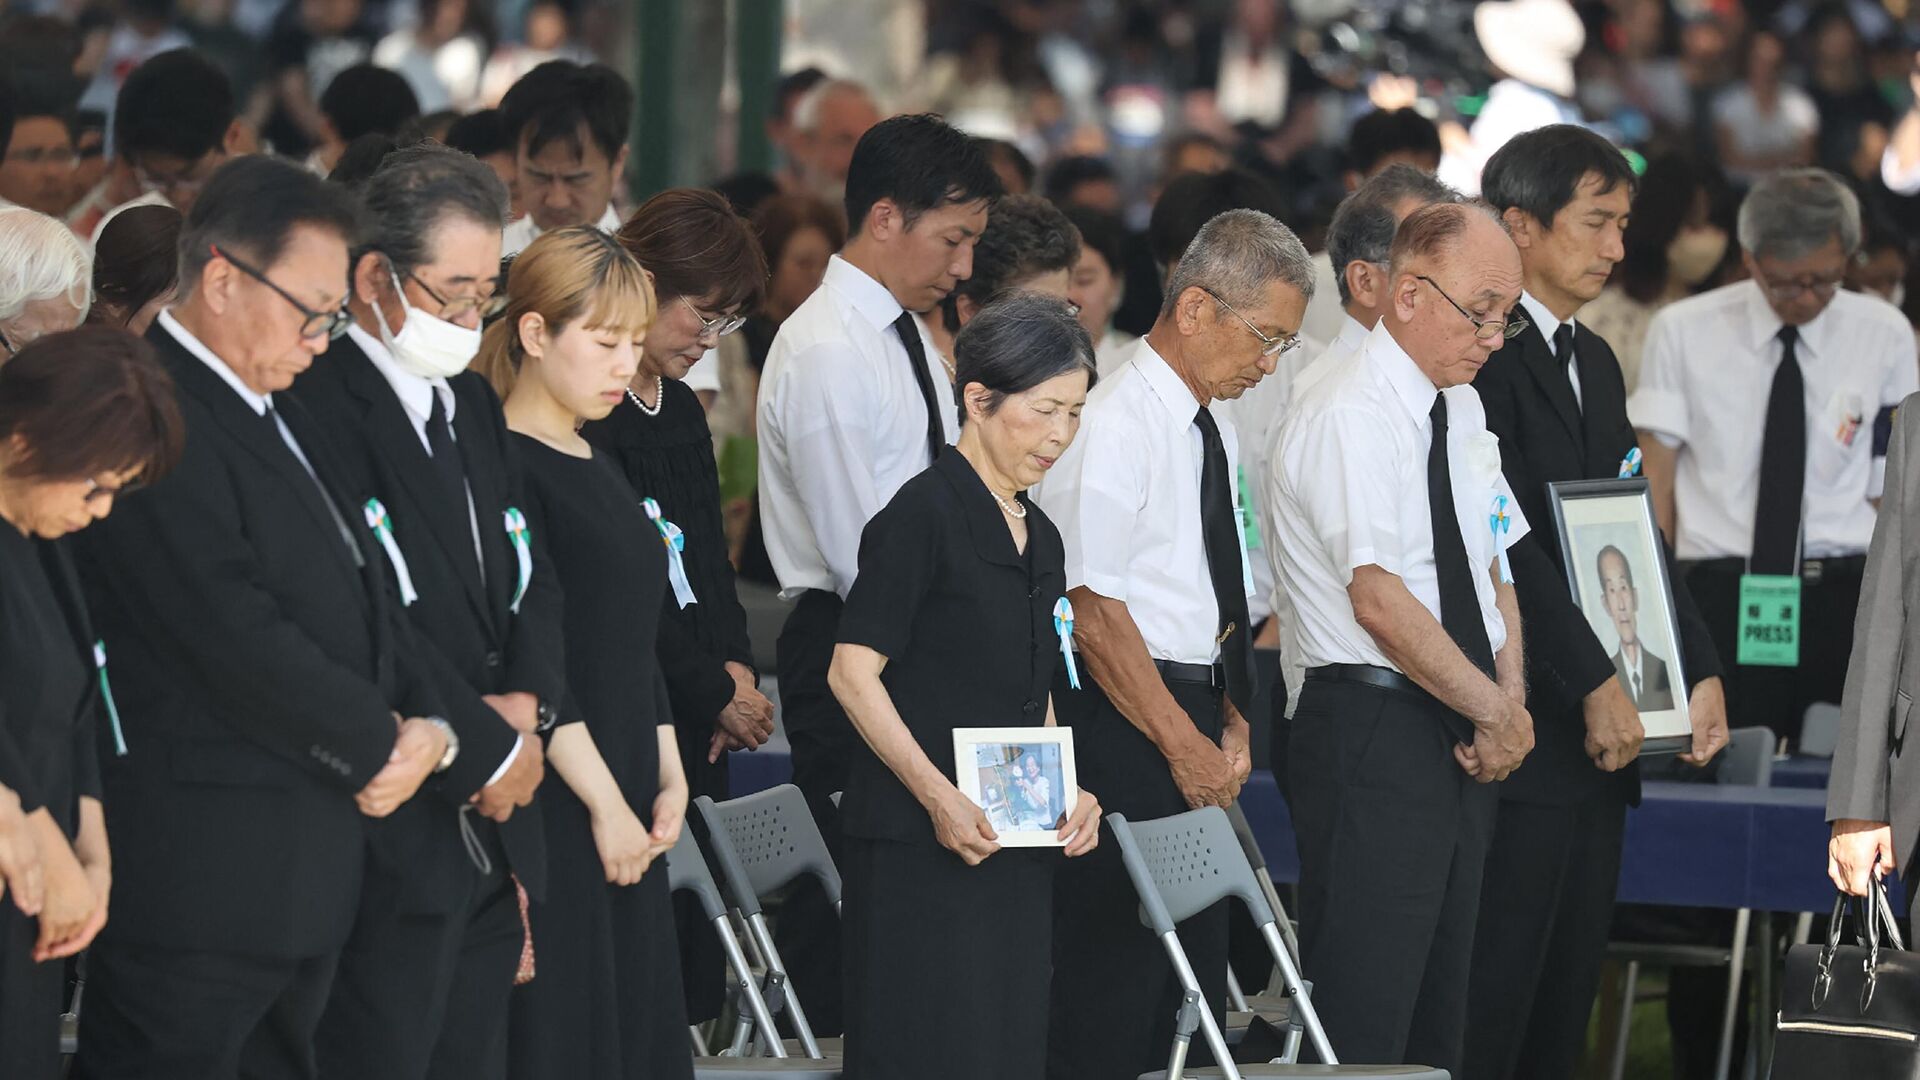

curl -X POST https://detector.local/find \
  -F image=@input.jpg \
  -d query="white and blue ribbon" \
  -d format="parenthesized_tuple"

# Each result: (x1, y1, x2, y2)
(94, 641, 126, 757)
(362, 499, 418, 606)
(1618, 447, 1643, 478)
(643, 497, 698, 609)
(504, 507, 533, 614)
(1489, 495, 1513, 584)
(1053, 596, 1081, 690)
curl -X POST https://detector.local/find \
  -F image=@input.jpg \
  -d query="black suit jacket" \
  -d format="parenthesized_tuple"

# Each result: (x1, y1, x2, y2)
(1475, 316, 1720, 805)
(292, 332, 566, 901)
(1614, 647, 1674, 711)
(72, 321, 444, 960)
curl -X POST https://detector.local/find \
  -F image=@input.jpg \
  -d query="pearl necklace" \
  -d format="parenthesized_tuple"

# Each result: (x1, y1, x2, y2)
(936, 350, 957, 382)
(993, 490, 1027, 519)
(626, 377, 664, 417)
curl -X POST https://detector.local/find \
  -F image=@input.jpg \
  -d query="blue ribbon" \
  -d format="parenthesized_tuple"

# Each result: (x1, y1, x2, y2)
(1618, 447, 1642, 478)
(642, 497, 698, 609)
(1053, 596, 1081, 690)
(1489, 495, 1513, 584)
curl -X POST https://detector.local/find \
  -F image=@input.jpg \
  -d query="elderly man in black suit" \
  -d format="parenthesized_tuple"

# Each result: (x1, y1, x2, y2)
(1462, 125, 1728, 1080)
(1597, 545, 1674, 711)
(70, 156, 454, 1080)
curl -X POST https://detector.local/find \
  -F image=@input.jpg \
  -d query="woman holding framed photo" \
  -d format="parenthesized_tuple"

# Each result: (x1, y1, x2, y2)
(827, 293, 1105, 1080)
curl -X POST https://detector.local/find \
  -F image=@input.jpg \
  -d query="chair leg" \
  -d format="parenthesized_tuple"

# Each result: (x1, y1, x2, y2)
(1161, 931, 1241, 1080)
(1716, 908, 1752, 1080)
(1166, 988, 1203, 1080)
(746, 911, 823, 1060)
(1608, 961, 1638, 1080)
(1792, 911, 1813, 947)
(1226, 967, 1249, 1012)
(712, 915, 788, 1058)
(1257, 921, 1336, 1065)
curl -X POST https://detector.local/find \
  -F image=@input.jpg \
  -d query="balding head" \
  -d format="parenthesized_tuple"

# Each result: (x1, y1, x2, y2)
(1384, 202, 1523, 388)
(793, 79, 883, 201)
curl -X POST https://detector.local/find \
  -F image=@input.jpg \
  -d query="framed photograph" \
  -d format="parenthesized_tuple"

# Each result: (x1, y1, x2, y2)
(951, 727, 1079, 848)
(1547, 478, 1693, 755)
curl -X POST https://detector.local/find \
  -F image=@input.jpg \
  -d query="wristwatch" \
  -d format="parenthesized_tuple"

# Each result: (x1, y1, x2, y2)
(535, 697, 559, 733)
(426, 716, 460, 773)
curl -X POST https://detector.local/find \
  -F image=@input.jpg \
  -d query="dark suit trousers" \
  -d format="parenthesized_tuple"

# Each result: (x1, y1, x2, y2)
(1287, 677, 1497, 1075)
(1463, 786, 1628, 1080)
(0, 902, 63, 1078)
(771, 588, 848, 1036)
(73, 939, 339, 1080)
(315, 818, 519, 1080)
(1047, 670, 1228, 1080)
(1685, 557, 1863, 746)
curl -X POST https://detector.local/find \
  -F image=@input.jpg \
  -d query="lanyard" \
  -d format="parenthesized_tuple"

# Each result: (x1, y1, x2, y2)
(1053, 596, 1081, 690)
(362, 499, 418, 606)
(504, 507, 533, 614)
(642, 497, 698, 608)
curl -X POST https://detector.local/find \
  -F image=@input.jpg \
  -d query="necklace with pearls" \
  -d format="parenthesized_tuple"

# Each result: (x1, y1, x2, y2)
(992, 490, 1027, 519)
(626, 376, 664, 417)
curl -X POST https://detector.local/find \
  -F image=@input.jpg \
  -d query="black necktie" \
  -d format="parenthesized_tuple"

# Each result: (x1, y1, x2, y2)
(425, 391, 468, 509)
(1428, 395, 1496, 679)
(892, 312, 946, 465)
(1194, 407, 1254, 716)
(265, 403, 362, 565)
(1752, 325, 1805, 576)
(1552, 322, 1580, 413)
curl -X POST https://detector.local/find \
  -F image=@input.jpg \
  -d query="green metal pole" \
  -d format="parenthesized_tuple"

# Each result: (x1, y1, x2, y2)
(734, 0, 782, 175)
(632, 0, 681, 201)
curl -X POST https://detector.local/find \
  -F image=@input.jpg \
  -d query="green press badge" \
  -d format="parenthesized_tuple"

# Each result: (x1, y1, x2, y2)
(1237, 464, 1262, 551)
(1737, 573, 1801, 667)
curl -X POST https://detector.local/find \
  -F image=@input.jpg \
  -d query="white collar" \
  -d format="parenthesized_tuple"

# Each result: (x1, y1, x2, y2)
(1337, 313, 1373, 351)
(347, 322, 453, 425)
(512, 203, 623, 243)
(159, 308, 270, 416)
(1519, 290, 1572, 348)
(1365, 321, 1442, 428)
(824, 254, 905, 333)
(1133, 338, 1209, 426)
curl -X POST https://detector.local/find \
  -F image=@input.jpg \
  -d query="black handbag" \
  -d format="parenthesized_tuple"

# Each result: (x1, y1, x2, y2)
(1774, 880, 1920, 1078)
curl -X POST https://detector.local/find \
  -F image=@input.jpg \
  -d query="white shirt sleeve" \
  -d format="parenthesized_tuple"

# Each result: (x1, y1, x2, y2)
(1047, 411, 1147, 602)
(1290, 405, 1409, 582)
(775, 343, 889, 597)
(1883, 141, 1920, 196)
(1626, 311, 1691, 445)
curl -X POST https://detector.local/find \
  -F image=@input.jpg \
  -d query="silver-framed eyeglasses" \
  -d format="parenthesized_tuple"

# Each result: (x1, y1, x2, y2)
(1200, 287, 1301, 359)
(681, 297, 746, 340)
(1416, 275, 1530, 342)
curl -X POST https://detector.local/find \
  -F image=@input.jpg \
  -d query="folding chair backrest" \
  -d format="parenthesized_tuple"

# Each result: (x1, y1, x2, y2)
(1109, 807, 1273, 933)
(1223, 801, 1266, 874)
(662, 827, 727, 923)
(1799, 703, 1841, 758)
(1719, 726, 1775, 787)
(693, 785, 843, 913)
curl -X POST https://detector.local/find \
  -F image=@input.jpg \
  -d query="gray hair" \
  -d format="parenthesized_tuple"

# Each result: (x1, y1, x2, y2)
(0, 208, 92, 324)
(1161, 208, 1315, 318)
(793, 79, 879, 135)
(1327, 165, 1459, 306)
(952, 291, 1097, 423)
(1737, 168, 1861, 262)
(357, 144, 510, 283)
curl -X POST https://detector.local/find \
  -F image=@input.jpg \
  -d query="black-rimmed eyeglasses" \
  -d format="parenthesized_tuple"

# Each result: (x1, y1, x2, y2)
(210, 244, 352, 341)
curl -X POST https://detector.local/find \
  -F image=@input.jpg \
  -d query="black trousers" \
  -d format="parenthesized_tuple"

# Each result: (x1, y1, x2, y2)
(315, 817, 520, 1080)
(1287, 676, 1497, 1076)
(1684, 556, 1863, 746)
(1463, 788, 1628, 1080)
(771, 588, 848, 1036)
(1047, 669, 1229, 1080)
(0, 900, 63, 1078)
(73, 938, 339, 1080)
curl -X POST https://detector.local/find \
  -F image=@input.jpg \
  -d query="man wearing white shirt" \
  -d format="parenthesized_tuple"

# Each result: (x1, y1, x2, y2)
(757, 114, 1002, 1034)
(1632, 169, 1918, 745)
(496, 61, 631, 257)
(1036, 209, 1313, 1080)
(1272, 203, 1533, 1074)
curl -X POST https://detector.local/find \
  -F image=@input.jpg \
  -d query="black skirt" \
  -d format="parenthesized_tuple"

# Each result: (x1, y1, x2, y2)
(841, 836, 1054, 1080)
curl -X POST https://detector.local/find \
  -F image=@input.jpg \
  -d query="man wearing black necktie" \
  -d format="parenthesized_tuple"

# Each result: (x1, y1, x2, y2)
(70, 158, 453, 1080)
(1036, 209, 1312, 1080)
(290, 146, 562, 1080)
(1466, 126, 1728, 1080)
(1271, 203, 1534, 1075)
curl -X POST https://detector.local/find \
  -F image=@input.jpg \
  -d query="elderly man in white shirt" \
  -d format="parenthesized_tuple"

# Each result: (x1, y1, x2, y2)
(1272, 202, 1533, 1075)
(1036, 208, 1313, 1080)
(1631, 168, 1918, 747)
(756, 114, 1001, 1035)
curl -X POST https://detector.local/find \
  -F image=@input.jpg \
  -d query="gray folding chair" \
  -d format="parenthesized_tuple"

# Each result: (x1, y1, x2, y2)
(1109, 807, 1450, 1080)
(663, 828, 797, 1063)
(693, 785, 843, 1063)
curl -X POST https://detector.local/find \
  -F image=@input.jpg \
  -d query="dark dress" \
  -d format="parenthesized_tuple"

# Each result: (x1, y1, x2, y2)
(0, 530, 98, 1078)
(836, 450, 1068, 1080)
(504, 438, 693, 1080)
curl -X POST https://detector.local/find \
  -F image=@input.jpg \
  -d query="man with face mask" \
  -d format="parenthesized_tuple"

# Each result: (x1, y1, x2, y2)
(1632, 168, 1917, 749)
(291, 144, 562, 1080)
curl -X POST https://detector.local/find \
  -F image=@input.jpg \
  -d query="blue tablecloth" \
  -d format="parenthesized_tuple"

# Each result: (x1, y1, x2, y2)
(1770, 755, 1832, 791)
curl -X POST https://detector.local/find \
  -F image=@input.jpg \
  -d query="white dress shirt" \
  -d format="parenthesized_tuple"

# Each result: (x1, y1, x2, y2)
(1518, 291, 1582, 409)
(1299, 250, 1347, 347)
(1272, 321, 1528, 672)
(1221, 326, 1326, 625)
(1033, 339, 1254, 665)
(1093, 328, 1139, 381)
(1627, 280, 1918, 560)
(1290, 313, 1373, 404)
(500, 204, 623, 257)
(757, 255, 959, 599)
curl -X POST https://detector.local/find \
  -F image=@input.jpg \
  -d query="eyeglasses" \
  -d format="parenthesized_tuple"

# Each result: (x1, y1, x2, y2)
(680, 297, 746, 341)
(84, 476, 144, 504)
(210, 244, 352, 341)
(1416, 276, 1530, 342)
(1757, 273, 1843, 303)
(1200, 287, 1301, 359)
(405, 269, 508, 320)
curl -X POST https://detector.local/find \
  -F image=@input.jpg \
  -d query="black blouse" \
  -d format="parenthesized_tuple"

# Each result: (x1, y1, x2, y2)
(837, 450, 1068, 846)
(581, 381, 754, 745)
(0, 527, 101, 836)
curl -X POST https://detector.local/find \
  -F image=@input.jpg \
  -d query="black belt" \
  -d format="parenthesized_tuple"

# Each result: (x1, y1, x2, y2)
(1154, 658, 1226, 690)
(1306, 664, 1472, 740)
(1686, 555, 1866, 585)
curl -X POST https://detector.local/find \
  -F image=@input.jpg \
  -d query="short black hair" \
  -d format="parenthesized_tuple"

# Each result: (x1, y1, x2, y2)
(773, 67, 827, 121)
(3, 65, 79, 123)
(320, 64, 421, 143)
(942, 194, 1081, 331)
(1347, 108, 1442, 176)
(1147, 167, 1284, 268)
(1061, 205, 1124, 279)
(710, 170, 781, 218)
(1326, 164, 1459, 305)
(979, 137, 1035, 193)
(114, 48, 234, 164)
(843, 113, 1002, 236)
(498, 60, 633, 163)
(178, 155, 360, 292)
(326, 133, 400, 189)
(1481, 124, 1637, 229)
(444, 108, 511, 160)
(1042, 155, 1118, 205)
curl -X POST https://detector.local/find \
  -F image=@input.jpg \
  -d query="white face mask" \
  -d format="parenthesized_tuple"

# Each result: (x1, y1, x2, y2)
(1666, 227, 1729, 287)
(371, 270, 483, 380)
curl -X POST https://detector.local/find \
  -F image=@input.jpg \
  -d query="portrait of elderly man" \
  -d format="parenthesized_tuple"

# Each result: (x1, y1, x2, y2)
(1596, 544, 1673, 712)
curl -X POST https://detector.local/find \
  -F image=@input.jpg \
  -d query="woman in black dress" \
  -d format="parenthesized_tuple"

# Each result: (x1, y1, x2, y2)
(475, 228, 694, 1080)
(827, 293, 1104, 1080)
(0, 327, 183, 1076)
